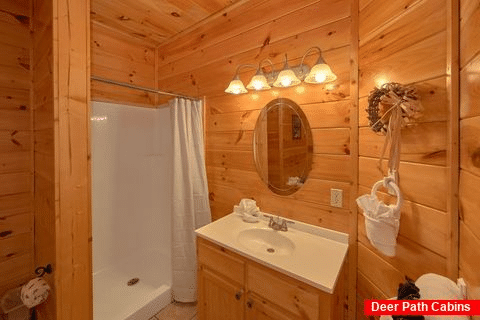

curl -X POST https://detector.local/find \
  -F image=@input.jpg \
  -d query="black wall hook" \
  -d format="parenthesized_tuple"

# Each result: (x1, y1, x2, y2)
(35, 264, 53, 277)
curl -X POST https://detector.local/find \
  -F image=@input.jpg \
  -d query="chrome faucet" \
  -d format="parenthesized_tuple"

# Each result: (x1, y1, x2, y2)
(266, 215, 294, 232)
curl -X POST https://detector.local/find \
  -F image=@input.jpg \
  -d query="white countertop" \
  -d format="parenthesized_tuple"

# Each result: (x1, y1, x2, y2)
(195, 213, 349, 294)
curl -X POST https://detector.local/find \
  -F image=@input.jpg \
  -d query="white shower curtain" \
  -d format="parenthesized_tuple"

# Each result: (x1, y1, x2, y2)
(171, 98, 211, 302)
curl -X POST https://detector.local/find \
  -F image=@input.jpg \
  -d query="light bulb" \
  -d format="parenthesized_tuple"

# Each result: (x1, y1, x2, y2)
(281, 77, 291, 87)
(315, 73, 327, 83)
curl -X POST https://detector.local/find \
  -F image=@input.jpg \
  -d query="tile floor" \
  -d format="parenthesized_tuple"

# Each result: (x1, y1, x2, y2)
(150, 302, 197, 320)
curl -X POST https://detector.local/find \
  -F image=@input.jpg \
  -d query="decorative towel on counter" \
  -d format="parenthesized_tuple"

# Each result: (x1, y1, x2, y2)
(234, 198, 260, 223)
(356, 176, 403, 257)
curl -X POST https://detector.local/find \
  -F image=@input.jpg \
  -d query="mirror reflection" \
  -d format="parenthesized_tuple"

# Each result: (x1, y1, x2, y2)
(253, 98, 313, 195)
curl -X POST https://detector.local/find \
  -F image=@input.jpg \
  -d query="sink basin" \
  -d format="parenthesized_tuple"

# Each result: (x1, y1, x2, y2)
(237, 228, 295, 256)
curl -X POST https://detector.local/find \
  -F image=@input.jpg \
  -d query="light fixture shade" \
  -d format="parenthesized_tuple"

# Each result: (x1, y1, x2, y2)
(304, 59, 337, 84)
(247, 73, 271, 90)
(273, 68, 301, 87)
(225, 75, 248, 94)
(273, 55, 301, 88)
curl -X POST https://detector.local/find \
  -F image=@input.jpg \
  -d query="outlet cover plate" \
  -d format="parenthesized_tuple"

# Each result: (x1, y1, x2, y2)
(330, 188, 343, 208)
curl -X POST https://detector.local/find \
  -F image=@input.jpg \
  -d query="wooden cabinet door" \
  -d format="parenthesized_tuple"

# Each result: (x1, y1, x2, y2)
(198, 266, 245, 320)
(245, 293, 301, 320)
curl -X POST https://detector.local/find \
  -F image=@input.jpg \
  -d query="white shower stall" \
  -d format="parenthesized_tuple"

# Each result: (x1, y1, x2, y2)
(91, 101, 173, 320)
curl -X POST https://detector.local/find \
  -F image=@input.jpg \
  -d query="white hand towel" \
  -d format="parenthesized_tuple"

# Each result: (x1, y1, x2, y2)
(234, 198, 260, 222)
(357, 179, 402, 257)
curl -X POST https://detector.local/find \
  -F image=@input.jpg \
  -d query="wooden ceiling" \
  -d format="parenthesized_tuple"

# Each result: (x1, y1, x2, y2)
(91, 0, 241, 46)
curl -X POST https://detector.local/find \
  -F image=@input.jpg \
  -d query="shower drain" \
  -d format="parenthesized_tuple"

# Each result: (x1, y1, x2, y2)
(127, 278, 140, 286)
(266, 248, 275, 253)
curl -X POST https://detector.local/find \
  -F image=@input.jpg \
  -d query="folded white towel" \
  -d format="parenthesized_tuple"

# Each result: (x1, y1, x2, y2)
(234, 198, 260, 223)
(357, 178, 402, 257)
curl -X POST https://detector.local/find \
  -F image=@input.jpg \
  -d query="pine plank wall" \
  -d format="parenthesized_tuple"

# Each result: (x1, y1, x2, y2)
(459, 0, 480, 313)
(0, 0, 479, 319)
(0, 0, 34, 300)
(357, 0, 459, 317)
(32, 0, 56, 317)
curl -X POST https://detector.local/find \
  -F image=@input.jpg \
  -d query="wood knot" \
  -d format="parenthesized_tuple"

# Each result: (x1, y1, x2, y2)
(133, 33, 147, 38)
(471, 148, 480, 168)
(15, 15, 29, 24)
(171, 12, 180, 17)
(0, 231, 13, 238)
(262, 36, 270, 47)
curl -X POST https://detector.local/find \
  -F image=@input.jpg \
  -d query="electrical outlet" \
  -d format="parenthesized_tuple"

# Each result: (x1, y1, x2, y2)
(330, 188, 343, 208)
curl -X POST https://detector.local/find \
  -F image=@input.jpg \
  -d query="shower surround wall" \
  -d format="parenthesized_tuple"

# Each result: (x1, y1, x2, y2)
(91, 101, 172, 320)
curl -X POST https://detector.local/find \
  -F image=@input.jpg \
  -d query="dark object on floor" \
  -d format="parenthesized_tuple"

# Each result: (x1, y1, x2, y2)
(392, 277, 424, 320)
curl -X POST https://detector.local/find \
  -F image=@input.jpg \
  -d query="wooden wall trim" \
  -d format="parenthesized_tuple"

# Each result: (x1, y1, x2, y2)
(54, 0, 92, 318)
(349, 0, 359, 319)
(446, 0, 460, 278)
(0, 0, 34, 298)
(459, 0, 480, 305)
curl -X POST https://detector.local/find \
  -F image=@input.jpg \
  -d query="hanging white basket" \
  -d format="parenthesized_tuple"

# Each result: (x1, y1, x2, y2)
(357, 178, 403, 257)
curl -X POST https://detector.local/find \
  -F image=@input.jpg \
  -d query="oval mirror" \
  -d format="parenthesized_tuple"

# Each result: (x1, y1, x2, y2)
(253, 98, 313, 195)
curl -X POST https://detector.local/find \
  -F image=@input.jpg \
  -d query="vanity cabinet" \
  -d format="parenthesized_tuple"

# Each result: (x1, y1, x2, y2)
(198, 237, 246, 320)
(197, 237, 345, 320)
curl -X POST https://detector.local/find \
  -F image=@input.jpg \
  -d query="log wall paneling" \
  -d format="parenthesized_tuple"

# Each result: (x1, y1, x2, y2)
(33, 0, 55, 317)
(0, 0, 34, 299)
(55, 0, 92, 318)
(357, 0, 459, 317)
(91, 22, 157, 107)
(349, 0, 359, 318)
(90, 0, 241, 46)
(32, 0, 92, 318)
(459, 0, 480, 311)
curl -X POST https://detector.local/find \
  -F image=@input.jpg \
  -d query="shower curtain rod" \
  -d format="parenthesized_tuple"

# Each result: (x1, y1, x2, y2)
(91, 76, 195, 100)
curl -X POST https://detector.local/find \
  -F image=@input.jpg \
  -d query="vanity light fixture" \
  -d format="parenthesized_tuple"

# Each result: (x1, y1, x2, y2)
(224, 74, 248, 94)
(273, 54, 302, 88)
(246, 59, 274, 91)
(225, 47, 337, 94)
(224, 64, 256, 94)
(302, 47, 337, 84)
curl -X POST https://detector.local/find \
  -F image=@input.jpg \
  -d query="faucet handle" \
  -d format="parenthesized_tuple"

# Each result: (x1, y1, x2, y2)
(267, 216, 274, 227)
(280, 219, 294, 231)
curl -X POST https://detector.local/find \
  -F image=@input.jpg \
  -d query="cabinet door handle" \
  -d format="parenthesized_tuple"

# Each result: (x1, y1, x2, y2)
(246, 299, 254, 308)
(235, 290, 243, 300)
